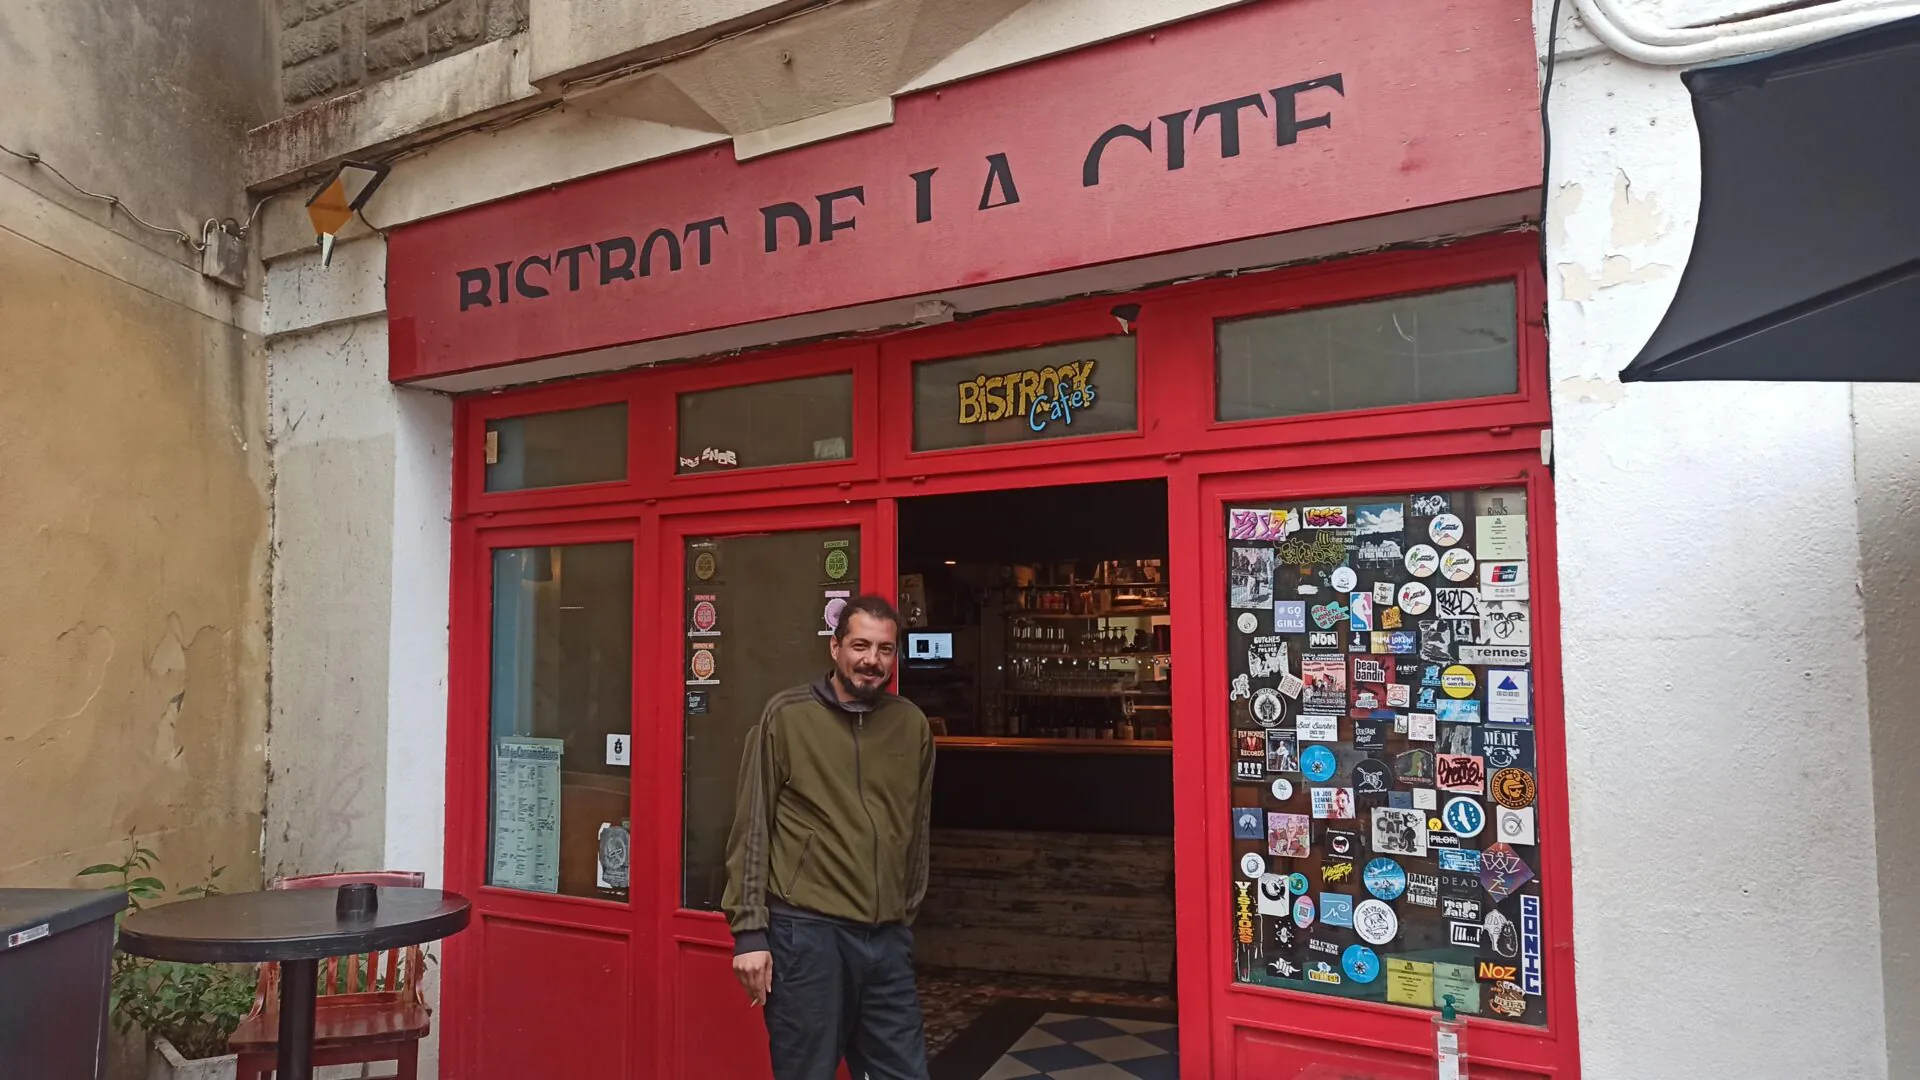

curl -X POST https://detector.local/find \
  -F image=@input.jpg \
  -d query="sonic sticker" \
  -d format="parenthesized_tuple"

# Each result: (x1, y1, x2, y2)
(1521, 894, 1544, 995)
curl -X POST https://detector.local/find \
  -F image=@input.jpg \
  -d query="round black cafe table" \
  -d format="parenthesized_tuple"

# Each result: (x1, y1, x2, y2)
(117, 886, 471, 1080)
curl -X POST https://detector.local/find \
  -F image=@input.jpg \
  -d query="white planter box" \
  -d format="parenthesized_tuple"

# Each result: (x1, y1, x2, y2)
(146, 1037, 235, 1080)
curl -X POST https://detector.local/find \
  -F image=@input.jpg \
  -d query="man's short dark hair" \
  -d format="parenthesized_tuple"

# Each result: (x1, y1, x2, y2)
(833, 594, 901, 642)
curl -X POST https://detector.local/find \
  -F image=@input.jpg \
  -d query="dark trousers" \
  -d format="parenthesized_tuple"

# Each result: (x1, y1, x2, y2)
(764, 911, 930, 1080)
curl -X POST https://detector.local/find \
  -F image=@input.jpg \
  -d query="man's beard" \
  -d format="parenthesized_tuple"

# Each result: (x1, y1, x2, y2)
(843, 665, 887, 700)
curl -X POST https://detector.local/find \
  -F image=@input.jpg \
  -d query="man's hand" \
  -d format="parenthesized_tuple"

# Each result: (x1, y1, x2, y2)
(733, 950, 773, 1006)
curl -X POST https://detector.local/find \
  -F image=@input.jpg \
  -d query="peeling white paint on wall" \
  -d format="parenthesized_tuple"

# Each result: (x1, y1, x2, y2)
(1539, 5, 1893, 1076)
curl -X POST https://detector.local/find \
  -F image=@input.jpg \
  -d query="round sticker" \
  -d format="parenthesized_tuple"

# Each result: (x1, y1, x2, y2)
(1353, 899, 1399, 946)
(690, 649, 716, 681)
(1362, 857, 1407, 901)
(1331, 566, 1358, 592)
(1491, 768, 1538, 809)
(1342, 944, 1381, 984)
(1293, 895, 1316, 929)
(1428, 817, 1445, 833)
(1397, 581, 1433, 615)
(1240, 852, 1268, 879)
(1271, 777, 1295, 801)
(1288, 872, 1310, 896)
(597, 823, 630, 890)
(693, 550, 718, 581)
(1351, 757, 1393, 796)
(824, 548, 851, 580)
(1442, 796, 1487, 838)
(824, 596, 849, 632)
(1429, 513, 1465, 546)
(1440, 548, 1476, 582)
(691, 600, 718, 632)
(1441, 664, 1477, 698)
(1300, 744, 1338, 783)
(1404, 544, 1440, 578)
(1252, 688, 1287, 728)
(1237, 612, 1259, 634)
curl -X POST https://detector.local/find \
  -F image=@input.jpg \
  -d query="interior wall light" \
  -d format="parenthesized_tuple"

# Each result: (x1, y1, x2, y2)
(305, 160, 390, 266)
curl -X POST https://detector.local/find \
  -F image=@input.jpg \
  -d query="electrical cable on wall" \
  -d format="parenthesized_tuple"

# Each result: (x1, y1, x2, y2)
(0, 138, 224, 251)
(1570, 0, 1919, 64)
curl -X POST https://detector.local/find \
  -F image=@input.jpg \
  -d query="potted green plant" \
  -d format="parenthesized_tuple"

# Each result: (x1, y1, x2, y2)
(78, 843, 256, 1080)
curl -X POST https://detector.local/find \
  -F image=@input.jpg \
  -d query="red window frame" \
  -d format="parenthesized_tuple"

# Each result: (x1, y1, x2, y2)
(439, 231, 1576, 1080)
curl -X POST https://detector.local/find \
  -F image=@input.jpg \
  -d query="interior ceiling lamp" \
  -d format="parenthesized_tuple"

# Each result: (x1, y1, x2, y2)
(305, 160, 389, 266)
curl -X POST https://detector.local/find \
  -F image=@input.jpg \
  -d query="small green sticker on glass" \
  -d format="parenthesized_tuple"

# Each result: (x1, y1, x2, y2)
(823, 540, 851, 582)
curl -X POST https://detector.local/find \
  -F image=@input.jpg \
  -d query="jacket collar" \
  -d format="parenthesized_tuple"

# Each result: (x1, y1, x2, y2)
(812, 671, 880, 715)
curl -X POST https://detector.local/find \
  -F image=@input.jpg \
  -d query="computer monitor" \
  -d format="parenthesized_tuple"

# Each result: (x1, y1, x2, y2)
(906, 631, 953, 661)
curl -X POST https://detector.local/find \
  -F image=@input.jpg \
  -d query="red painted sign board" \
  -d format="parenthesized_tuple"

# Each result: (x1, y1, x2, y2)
(385, 0, 1540, 383)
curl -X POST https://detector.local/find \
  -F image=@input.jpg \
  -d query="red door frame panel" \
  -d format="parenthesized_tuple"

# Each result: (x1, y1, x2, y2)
(438, 232, 1574, 1079)
(440, 515, 653, 1080)
(1189, 452, 1575, 1078)
(648, 501, 886, 1080)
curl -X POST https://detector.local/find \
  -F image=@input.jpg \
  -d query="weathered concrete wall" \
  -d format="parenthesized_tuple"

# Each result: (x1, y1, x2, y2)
(278, 0, 527, 106)
(1539, 8, 1891, 1078)
(0, 4, 273, 888)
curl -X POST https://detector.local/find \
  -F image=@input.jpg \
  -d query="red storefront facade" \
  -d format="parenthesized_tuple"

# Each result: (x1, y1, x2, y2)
(392, 3, 1568, 1076)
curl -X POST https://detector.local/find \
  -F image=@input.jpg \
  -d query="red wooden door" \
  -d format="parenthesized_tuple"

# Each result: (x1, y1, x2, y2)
(1181, 451, 1577, 1079)
(444, 517, 651, 1080)
(645, 501, 887, 1080)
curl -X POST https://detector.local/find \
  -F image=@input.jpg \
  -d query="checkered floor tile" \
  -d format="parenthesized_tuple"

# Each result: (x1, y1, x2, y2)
(975, 1013, 1178, 1079)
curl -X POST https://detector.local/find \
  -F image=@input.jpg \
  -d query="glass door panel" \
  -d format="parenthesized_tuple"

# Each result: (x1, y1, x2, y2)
(680, 527, 862, 910)
(488, 541, 635, 900)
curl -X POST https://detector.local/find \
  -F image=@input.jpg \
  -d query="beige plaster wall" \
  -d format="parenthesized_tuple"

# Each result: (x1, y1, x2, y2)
(0, 225, 270, 890)
(0, 0, 273, 893)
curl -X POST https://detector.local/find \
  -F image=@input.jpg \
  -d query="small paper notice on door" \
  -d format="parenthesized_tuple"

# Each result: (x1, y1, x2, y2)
(606, 734, 631, 766)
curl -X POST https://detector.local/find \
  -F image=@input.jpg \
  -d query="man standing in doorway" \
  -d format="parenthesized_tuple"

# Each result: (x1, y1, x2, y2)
(724, 594, 935, 1080)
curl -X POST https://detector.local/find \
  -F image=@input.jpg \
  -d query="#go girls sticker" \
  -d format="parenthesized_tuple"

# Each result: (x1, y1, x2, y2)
(1404, 544, 1440, 578)
(1440, 547, 1477, 582)
(1429, 514, 1465, 547)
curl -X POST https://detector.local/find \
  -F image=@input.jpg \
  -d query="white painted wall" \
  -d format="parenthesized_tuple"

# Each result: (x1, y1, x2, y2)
(265, 235, 452, 1075)
(1539, 7, 1892, 1078)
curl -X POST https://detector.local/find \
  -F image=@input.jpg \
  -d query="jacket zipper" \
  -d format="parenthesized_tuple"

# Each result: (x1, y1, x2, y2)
(851, 712, 882, 923)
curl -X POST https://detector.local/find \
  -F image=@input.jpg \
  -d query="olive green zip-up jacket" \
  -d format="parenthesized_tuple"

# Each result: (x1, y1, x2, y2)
(722, 674, 935, 954)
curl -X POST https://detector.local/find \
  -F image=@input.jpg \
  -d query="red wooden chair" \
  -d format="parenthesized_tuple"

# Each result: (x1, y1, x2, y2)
(230, 871, 432, 1080)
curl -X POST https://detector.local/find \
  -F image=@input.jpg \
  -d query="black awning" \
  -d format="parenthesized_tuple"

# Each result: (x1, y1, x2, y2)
(1617, 16, 1920, 384)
